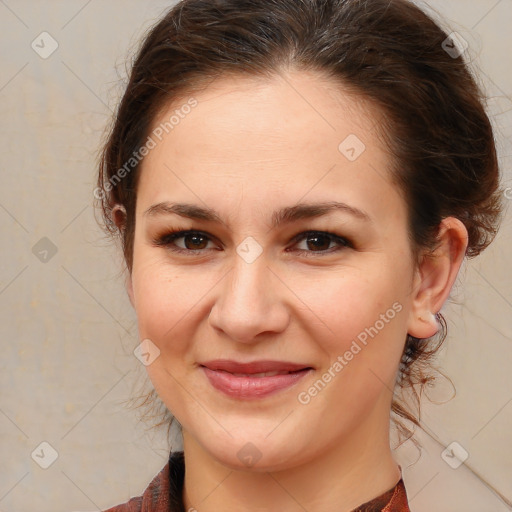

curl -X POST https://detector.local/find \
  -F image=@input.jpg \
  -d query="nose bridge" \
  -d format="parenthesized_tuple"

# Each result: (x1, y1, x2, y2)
(209, 249, 288, 342)
(229, 250, 268, 304)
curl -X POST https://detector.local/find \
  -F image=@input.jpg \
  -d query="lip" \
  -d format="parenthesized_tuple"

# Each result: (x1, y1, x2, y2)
(199, 360, 314, 400)
(200, 359, 313, 374)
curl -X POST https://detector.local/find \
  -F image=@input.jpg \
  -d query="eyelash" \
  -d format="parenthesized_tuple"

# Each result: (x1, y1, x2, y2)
(152, 229, 353, 257)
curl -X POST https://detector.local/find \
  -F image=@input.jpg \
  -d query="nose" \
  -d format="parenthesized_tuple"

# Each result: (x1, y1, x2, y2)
(208, 253, 290, 344)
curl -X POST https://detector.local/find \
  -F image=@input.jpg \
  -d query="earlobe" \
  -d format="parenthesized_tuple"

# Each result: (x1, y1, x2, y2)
(406, 217, 468, 339)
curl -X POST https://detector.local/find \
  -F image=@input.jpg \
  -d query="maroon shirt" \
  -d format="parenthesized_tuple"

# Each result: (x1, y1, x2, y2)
(103, 451, 411, 512)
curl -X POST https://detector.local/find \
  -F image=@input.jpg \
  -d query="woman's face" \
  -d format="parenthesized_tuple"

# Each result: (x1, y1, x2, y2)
(128, 70, 432, 471)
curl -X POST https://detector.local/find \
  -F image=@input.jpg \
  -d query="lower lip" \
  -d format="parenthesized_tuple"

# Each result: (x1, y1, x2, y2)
(201, 366, 312, 399)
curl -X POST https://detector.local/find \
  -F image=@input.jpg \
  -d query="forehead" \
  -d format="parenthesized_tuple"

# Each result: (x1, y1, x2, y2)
(148, 70, 381, 155)
(137, 70, 404, 228)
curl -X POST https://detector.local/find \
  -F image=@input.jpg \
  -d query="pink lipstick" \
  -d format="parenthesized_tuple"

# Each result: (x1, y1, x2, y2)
(199, 359, 313, 399)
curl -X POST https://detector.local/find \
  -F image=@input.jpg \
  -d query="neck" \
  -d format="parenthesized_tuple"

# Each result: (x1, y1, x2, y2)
(181, 400, 401, 512)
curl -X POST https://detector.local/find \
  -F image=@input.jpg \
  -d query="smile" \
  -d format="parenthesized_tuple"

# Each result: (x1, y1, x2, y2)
(200, 366, 313, 399)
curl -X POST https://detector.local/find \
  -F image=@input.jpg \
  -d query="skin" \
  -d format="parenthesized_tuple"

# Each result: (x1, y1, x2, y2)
(115, 70, 468, 511)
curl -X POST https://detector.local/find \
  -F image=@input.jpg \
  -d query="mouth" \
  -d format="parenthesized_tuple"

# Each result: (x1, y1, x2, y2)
(199, 360, 314, 399)
(199, 359, 313, 374)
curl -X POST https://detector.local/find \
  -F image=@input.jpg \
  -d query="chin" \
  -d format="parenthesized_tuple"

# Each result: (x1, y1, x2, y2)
(197, 429, 310, 473)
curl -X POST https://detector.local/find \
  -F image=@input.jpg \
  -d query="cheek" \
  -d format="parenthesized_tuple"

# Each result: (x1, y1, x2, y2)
(131, 253, 192, 342)
(130, 252, 224, 359)
(292, 264, 404, 348)
(132, 243, 410, 361)
(294, 264, 408, 401)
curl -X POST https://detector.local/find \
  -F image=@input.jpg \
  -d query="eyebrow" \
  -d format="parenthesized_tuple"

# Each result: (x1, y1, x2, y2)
(144, 201, 373, 228)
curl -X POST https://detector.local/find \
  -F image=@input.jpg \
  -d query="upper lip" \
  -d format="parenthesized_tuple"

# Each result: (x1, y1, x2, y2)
(200, 359, 313, 374)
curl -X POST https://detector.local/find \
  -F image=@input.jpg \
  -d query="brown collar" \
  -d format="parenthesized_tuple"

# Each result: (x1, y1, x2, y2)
(353, 477, 410, 512)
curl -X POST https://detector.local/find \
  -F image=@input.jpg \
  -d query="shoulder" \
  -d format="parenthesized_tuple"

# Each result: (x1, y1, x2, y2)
(102, 451, 185, 512)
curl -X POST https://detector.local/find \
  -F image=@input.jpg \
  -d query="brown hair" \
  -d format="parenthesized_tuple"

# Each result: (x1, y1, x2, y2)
(96, 0, 504, 441)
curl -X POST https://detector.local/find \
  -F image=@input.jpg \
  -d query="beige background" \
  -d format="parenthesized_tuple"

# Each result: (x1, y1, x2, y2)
(0, 0, 511, 510)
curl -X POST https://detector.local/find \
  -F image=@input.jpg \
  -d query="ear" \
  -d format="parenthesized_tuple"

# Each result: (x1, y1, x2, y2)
(112, 204, 127, 232)
(112, 204, 135, 308)
(406, 217, 468, 339)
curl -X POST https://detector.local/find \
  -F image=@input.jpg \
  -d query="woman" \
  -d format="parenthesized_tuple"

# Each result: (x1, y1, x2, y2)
(95, 0, 503, 510)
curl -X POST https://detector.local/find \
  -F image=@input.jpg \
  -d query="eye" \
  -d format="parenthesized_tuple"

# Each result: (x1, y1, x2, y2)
(153, 229, 219, 254)
(152, 229, 353, 256)
(288, 230, 353, 257)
